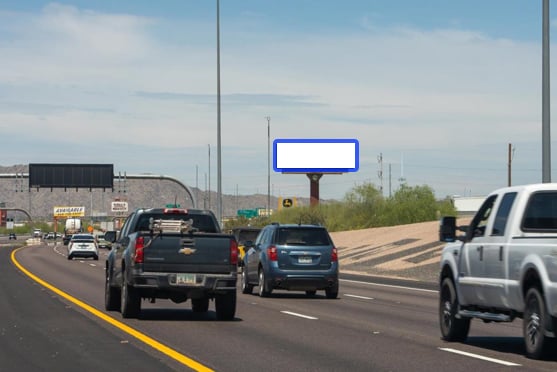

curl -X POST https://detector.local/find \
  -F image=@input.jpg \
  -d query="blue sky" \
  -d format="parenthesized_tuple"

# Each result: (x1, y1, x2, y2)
(0, 1, 555, 204)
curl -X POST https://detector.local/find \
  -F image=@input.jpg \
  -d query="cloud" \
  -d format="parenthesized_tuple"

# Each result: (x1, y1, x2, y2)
(135, 91, 326, 108)
(0, 3, 551, 199)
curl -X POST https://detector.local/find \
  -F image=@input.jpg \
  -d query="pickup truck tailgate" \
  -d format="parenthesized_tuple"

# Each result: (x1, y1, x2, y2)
(141, 233, 234, 273)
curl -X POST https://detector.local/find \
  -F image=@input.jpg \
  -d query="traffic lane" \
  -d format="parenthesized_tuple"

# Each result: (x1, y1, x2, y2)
(222, 284, 535, 372)
(333, 278, 557, 370)
(1, 245, 184, 372)
(16, 244, 557, 371)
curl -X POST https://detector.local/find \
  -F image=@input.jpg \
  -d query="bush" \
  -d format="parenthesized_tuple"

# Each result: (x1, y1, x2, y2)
(224, 182, 457, 232)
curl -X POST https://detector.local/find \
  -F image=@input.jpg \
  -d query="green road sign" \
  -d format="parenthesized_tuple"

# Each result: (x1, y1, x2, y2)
(237, 209, 258, 218)
(166, 204, 181, 208)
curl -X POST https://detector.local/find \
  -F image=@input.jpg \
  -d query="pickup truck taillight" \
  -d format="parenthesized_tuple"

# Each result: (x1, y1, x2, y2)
(230, 239, 239, 265)
(133, 236, 145, 263)
(268, 246, 278, 261)
(163, 208, 188, 214)
(331, 247, 338, 262)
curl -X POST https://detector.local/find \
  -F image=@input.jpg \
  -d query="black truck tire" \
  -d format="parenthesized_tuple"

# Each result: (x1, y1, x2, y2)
(439, 277, 470, 341)
(105, 270, 121, 311)
(524, 287, 552, 359)
(215, 291, 236, 321)
(121, 274, 141, 319)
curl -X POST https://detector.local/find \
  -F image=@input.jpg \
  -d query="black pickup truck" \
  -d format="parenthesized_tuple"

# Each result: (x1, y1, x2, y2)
(104, 207, 238, 320)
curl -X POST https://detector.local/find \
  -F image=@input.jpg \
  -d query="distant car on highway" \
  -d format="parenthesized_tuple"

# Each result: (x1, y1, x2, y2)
(44, 232, 61, 239)
(67, 233, 99, 260)
(8, 233, 16, 240)
(63, 234, 72, 245)
(95, 234, 112, 249)
(241, 223, 339, 298)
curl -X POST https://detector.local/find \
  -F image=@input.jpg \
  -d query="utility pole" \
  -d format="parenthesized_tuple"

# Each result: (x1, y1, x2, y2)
(377, 153, 383, 196)
(389, 163, 392, 197)
(507, 143, 515, 187)
(542, 0, 551, 182)
(208, 144, 211, 211)
(216, 0, 223, 223)
(266, 116, 271, 217)
(196, 165, 199, 207)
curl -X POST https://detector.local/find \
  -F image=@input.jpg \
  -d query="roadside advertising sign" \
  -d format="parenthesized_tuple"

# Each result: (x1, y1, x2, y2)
(111, 201, 128, 213)
(53, 206, 86, 218)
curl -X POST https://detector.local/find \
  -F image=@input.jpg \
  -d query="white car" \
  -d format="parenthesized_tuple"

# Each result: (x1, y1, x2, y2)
(68, 233, 99, 260)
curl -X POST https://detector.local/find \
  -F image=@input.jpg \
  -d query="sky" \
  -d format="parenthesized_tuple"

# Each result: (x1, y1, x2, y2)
(0, 0, 555, 202)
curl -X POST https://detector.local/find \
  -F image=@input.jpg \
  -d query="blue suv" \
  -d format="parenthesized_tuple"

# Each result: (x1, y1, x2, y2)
(241, 223, 339, 298)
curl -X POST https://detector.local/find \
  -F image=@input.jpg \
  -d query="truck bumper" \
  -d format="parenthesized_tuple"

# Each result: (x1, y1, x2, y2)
(130, 271, 237, 293)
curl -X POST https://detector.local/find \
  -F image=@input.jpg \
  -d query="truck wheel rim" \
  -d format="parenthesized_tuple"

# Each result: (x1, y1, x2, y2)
(441, 285, 453, 331)
(527, 312, 540, 347)
(526, 296, 541, 348)
(442, 300, 452, 330)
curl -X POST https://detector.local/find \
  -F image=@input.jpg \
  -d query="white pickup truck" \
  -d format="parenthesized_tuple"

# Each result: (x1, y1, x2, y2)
(439, 183, 557, 359)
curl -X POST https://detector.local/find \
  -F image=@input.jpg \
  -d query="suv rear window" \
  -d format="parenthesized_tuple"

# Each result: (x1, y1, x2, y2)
(276, 227, 331, 246)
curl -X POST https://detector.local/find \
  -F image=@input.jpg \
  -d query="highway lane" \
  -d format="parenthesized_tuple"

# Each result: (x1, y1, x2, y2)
(0, 243, 184, 372)
(8, 242, 557, 371)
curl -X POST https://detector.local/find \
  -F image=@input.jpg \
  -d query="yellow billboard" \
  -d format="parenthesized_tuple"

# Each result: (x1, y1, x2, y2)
(53, 206, 86, 218)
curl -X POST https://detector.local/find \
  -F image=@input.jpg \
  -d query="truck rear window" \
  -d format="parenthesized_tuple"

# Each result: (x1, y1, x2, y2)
(237, 230, 260, 244)
(136, 213, 218, 233)
(522, 191, 557, 231)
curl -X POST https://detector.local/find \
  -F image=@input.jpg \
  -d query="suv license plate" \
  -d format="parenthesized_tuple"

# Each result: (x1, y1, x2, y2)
(176, 274, 196, 285)
(298, 256, 312, 264)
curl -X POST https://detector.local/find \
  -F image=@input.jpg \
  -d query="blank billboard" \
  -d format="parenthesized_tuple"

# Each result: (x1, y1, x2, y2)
(29, 163, 114, 189)
(273, 139, 359, 173)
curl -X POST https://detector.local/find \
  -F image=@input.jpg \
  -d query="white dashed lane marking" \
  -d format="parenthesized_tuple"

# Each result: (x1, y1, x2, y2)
(281, 311, 318, 320)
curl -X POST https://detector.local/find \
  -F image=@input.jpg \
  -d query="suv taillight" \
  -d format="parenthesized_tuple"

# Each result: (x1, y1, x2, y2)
(134, 236, 145, 263)
(267, 245, 278, 261)
(331, 247, 338, 262)
(230, 239, 239, 265)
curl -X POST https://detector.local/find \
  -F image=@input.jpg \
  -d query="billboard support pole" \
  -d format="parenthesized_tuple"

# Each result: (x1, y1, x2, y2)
(307, 173, 323, 207)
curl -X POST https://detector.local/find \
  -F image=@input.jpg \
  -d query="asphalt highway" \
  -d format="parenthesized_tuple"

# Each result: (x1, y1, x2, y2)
(1, 241, 557, 371)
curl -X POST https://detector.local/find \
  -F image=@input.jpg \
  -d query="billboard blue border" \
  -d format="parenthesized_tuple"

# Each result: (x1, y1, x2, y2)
(273, 138, 359, 173)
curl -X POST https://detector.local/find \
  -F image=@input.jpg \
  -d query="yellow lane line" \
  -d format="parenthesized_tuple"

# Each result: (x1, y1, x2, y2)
(10, 247, 213, 372)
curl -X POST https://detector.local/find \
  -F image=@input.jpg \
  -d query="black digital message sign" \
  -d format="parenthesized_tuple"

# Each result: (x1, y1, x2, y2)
(29, 163, 114, 189)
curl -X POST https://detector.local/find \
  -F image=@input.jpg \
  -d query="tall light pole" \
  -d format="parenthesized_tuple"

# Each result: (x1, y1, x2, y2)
(542, 0, 551, 182)
(216, 0, 223, 224)
(208, 144, 211, 211)
(266, 116, 271, 217)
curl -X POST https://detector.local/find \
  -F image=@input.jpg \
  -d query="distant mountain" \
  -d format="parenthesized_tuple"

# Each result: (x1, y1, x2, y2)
(0, 164, 313, 220)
